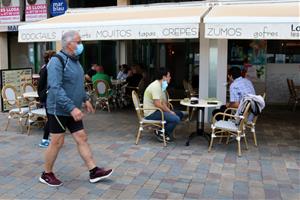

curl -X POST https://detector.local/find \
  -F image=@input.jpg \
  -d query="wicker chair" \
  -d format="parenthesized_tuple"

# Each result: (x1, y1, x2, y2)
(1, 85, 30, 133)
(94, 80, 112, 112)
(132, 90, 167, 147)
(209, 102, 251, 156)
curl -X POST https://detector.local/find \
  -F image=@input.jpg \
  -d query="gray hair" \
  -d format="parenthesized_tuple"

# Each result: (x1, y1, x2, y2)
(61, 30, 79, 49)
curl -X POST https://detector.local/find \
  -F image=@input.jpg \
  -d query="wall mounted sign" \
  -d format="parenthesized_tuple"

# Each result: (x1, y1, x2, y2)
(18, 23, 199, 42)
(0, 0, 20, 23)
(0, 68, 32, 112)
(50, 0, 67, 17)
(25, 0, 47, 22)
(205, 23, 300, 40)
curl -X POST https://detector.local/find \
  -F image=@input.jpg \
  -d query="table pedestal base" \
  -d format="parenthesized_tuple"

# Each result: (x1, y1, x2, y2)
(185, 129, 210, 146)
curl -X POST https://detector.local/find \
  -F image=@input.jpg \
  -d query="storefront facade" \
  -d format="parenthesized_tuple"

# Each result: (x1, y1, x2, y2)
(17, 0, 300, 109)
(0, 0, 55, 72)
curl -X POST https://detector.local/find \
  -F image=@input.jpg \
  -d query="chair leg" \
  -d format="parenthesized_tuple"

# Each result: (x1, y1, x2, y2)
(208, 131, 215, 152)
(252, 127, 258, 146)
(5, 116, 11, 131)
(243, 134, 249, 150)
(226, 133, 230, 144)
(293, 100, 298, 112)
(19, 118, 24, 134)
(135, 126, 142, 145)
(237, 136, 242, 157)
(107, 101, 111, 112)
(218, 132, 223, 144)
(161, 128, 167, 147)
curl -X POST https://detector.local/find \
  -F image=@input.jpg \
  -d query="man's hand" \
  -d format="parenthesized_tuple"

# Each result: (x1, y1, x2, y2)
(71, 108, 84, 121)
(170, 111, 176, 115)
(84, 101, 95, 113)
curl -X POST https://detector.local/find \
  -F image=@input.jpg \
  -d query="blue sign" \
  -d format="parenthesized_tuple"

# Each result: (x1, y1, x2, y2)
(50, 0, 67, 17)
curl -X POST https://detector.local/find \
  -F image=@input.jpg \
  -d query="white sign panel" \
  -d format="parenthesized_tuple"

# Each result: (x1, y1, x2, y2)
(25, 0, 47, 22)
(18, 23, 199, 42)
(205, 23, 300, 40)
(0, 0, 20, 23)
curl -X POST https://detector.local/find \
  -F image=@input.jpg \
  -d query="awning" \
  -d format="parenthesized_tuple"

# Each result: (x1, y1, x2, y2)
(0, 22, 27, 32)
(204, 2, 300, 40)
(18, 4, 210, 42)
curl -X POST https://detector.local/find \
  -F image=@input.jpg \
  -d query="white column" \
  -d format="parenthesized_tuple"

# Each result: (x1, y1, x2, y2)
(0, 33, 8, 70)
(199, 23, 210, 122)
(119, 41, 127, 65)
(199, 23, 210, 100)
(216, 39, 228, 104)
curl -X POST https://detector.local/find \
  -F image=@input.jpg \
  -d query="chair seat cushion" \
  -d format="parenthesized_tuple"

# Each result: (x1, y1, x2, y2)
(31, 108, 46, 116)
(9, 107, 30, 114)
(142, 119, 166, 124)
(214, 120, 238, 132)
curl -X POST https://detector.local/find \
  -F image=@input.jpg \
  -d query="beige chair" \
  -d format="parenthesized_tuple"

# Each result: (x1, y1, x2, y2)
(94, 80, 112, 112)
(287, 79, 299, 111)
(209, 102, 251, 156)
(132, 90, 167, 147)
(1, 85, 30, 133)
(244, 93, 266, 146)
(27, 108, 47, 135)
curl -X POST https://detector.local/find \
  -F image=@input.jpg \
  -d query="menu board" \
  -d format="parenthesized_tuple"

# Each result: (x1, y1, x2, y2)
(0, 68, 32, 112)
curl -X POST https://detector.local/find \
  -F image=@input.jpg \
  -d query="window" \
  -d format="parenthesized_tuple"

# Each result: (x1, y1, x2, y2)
(69, 0, 117, 8)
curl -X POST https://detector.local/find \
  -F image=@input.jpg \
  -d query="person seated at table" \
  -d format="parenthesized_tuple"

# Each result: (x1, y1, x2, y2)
(117, 64, 129, 81)
(212, 66, 256, 121)
(126, 64, 143, 87)
(85, 63, 97, 82)
(92, 65, 112, 96)
(143, 68, 183, 142)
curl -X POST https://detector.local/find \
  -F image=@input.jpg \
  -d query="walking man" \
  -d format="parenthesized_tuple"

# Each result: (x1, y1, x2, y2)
(39, 31, 113, 187)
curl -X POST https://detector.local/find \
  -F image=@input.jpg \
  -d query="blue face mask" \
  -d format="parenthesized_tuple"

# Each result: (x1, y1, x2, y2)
(74, 43, 84, 56)
(162, 80, 168, 92)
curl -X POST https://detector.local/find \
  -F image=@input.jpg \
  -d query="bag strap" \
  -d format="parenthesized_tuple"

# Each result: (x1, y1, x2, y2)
(52, 54, 66, 70)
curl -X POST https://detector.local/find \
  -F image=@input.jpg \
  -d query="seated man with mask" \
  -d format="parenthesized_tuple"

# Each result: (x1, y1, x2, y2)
(143, 68, 183, 142)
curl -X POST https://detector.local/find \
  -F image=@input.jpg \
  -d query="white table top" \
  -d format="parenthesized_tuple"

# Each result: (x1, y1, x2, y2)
(180, 99, 222, 108)
(23, 91, 39, 98)
(111, 79, 126, 85)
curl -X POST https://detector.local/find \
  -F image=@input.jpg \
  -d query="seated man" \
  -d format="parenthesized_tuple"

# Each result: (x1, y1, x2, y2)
(143, 68, 183, 142)
(92, 65, 112, 97)
(212, 67, 256, 120)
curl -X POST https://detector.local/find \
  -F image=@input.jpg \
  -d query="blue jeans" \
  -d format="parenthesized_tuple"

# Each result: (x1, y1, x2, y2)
(145, 110, 183, 138)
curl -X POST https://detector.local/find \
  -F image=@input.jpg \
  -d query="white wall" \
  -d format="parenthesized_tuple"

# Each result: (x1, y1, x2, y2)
(0, 33, 8, 70)
(266, 63, 300, 104)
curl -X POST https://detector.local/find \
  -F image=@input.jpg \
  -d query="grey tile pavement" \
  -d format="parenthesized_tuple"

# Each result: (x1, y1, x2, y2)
(0, 106, 299, 199)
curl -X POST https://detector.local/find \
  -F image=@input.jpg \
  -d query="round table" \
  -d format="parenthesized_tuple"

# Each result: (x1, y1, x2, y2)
(180, 99, 222, 146)
(23, 91, 39, 98)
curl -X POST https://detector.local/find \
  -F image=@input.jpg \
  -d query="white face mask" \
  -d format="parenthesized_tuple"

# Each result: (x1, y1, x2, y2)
(162, 80, 168, 92)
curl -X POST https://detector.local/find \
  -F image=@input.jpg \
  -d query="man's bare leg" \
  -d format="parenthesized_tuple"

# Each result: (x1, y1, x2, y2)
(72, 130, 96, 170)
(44, 133, 65, 173)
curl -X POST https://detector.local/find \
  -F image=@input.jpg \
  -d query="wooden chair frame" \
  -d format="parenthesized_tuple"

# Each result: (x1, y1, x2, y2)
(1, 85, 29, 133)
(209, 103, 251, 156)
(132, 91, 167, 147)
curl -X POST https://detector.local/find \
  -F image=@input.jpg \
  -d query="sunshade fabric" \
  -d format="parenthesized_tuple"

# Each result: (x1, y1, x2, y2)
(204, 2, 300, 40)
(18, 5, 210, 42)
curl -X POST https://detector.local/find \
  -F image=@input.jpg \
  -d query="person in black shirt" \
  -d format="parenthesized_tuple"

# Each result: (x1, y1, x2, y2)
(85, 64, 97, 83)
(38, 50, 56, 148)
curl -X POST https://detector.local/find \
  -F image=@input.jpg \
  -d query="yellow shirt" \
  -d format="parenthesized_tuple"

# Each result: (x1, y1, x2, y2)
(143, 80, 164, 117)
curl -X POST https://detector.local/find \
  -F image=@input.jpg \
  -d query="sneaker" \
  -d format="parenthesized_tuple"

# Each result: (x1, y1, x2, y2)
(154, 130, 171, 143)
(39, 139, 49, 148)
(39, 172, 63, 187)
(89, 167, 113, 183)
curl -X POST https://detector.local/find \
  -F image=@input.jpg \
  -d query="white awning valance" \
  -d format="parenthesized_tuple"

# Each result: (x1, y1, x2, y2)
(18, 5, 210, 42)
(204, 2, 300, 40)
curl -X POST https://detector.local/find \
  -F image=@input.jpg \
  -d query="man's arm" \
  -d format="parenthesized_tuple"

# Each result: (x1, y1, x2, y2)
(47, 57, 76, 113)
(154, 100, 175, 115)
